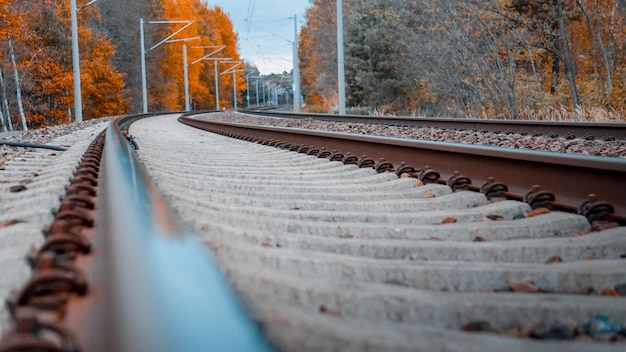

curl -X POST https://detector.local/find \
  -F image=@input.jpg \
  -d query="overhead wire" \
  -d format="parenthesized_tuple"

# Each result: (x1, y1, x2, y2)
(240, 2, 301, 73)
(244, 0, 255, 40)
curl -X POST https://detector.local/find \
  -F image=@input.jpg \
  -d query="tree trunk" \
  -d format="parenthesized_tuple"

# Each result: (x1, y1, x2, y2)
(506, 45, 520, 119)
(608, 1, 618, 70)
(577, 0, 612, 93)
(9, 39, 28, 131)
(0, 103, 5, 133)
(0, 70, 14, 132)
(0, 71, 6, 132)
(527, 45, 540, 91)
(556, 0, 581, 109)
(550, 53, 560, 94)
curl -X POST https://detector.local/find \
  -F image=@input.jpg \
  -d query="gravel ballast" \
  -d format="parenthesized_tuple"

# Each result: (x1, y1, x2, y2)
(196, 111, 626, 158)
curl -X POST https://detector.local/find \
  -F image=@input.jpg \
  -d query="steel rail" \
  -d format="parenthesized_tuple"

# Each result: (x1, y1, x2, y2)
(71, 115, 272, 351)
(240, 109, 626, 141)
(179, 116, 626, 224)
(0, 113, 272, 352)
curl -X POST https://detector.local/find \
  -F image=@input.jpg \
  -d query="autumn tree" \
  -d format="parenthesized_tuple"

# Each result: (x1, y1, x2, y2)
(345, 0, 427, 114)
(65, 1, 130, 118)
(0, 0, 18, 131)
(202, 5, 245, 110)
(0, 0, 129, 129)
(298, 26, 325, 110)
(566, 0, 625, 109)
(118, 1, 245, 111)
(300, 0, 343, 111)
(1, 0, 74, 128)
(300, 0, 625, 118)
(81, 36, 131, 117)
(97, 0, 162, 113)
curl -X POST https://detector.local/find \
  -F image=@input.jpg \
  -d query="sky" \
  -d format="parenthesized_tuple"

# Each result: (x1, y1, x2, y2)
(205, 0, 312, 75)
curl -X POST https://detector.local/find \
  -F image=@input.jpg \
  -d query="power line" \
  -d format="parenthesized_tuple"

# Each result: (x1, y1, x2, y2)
(248, 22, 292, 43)
(245, 0, 255, 40)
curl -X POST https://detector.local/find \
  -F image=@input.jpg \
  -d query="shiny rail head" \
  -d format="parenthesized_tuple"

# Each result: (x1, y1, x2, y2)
(84, 116, 274, 352)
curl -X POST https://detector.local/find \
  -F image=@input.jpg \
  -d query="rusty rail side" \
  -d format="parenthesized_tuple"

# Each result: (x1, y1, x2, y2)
(179, 116, 626, 225)
(240, 109, 626, 141)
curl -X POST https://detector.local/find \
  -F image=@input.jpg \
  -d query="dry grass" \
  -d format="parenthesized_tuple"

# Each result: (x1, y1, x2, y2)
(517, 106, 626, 122)
(303, 102, 626, 122)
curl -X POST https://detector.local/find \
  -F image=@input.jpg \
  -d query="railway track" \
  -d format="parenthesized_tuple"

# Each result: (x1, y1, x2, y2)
(241, 109, 626, 141)
(1, 112, 625, 351)
(179, 112, 626, 223)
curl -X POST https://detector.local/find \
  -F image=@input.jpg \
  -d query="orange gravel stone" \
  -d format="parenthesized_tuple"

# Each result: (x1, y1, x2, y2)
(510, 279, 539, 293)
(601, 288, 620, 297)
(525, 208, 550, 218)
(0, 219, 21, 229)
(441, 217, 457, 224)
(319, 305, 340, 316)
(545, 255, 563, 264)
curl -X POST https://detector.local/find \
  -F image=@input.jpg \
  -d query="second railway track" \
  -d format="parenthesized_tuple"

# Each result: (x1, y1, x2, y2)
(131, 114, 625, 351)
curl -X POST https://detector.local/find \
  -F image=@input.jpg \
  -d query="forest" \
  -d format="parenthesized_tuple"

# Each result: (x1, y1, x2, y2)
(1, 0, 625, 131)
(301, 0, 626, 120)
(0, 0, 248, 131)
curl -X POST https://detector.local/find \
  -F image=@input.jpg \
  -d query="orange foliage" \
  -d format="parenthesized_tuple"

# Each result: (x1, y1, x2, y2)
(157, 1, 244, 111)
(0, 0, 251, 128)
(82, 36, 130, 117)
(301, 0, 625, 117)
(0, 0, 18, 40)
(1, 0, 129, 128)
(299, 26, 326, 110)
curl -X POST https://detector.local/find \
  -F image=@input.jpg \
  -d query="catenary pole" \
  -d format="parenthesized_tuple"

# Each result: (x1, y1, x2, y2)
(232, 71, 237, 109)
(214, 61, 220, 110)
(140, 19, 148, 113)
(70, 0, 83, 122)
(140, 20, 194, 113)
(336, 0, 346, 114)
(293, 14, 301, 112)
(183, 45, 190, 111)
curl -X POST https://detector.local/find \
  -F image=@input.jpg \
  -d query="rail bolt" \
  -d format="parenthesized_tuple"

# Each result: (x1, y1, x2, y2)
(7, 266, 88, 315)
(343, 154, 359, 165)
(448, 172, 472, 192)
(358, 157, 376, 169)
(524, 185, 555, 209)
(481, 178, 509, 199)
(308, 148, 321, 156)
(419, 167, 441, 184)
(375, 159, 395, 173)
(318, 149, 332, 159)
(37, 234, 92, 260)
(54, 209, 94, 229)
(329, 151, 344, 162)
(65, 183, 96, 197)
(0, 307, 80, 352)
(396, 164, 417, 178)
(578, 194, 615, 224)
